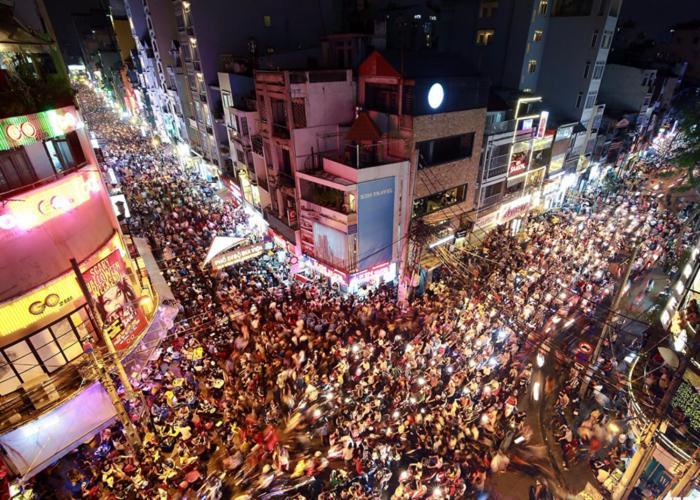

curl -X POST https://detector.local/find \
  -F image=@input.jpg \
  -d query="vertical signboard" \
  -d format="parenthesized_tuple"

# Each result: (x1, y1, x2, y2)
(358, 177, 395, 270)
(82, 251, 146, 351)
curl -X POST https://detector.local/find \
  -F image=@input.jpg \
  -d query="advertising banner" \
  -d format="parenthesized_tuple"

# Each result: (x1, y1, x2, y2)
(549, 155, 565, 174)
(313, 222, 348, 270)
(210, 242, 265, 270)
(82, 251, 146, 351)
(531, 145, 552, 170)
(508, 141, 531, 178)
(358, 177, 395, 270)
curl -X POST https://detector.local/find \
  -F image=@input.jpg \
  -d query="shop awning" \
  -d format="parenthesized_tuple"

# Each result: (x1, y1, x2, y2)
(0, 383, 116, 479)
(202, 236, 245, 266)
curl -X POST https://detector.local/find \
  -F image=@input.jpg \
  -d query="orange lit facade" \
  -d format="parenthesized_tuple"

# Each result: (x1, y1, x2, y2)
(0, 106, 156, 403)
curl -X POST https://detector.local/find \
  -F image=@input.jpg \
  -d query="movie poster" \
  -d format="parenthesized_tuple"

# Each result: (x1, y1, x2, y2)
(82, 251, 146, 351)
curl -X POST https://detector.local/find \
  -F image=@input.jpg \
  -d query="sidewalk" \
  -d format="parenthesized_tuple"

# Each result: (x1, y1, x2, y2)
(122, 237, 179, 380)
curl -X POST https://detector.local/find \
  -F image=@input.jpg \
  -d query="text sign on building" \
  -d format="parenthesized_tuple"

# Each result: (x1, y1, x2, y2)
(0, 107, 82, 151)
(82, 251, 147, 351)
(0, 172, 101, 233)
(210, 242, 265, 270)
(499, 195, 531, 223)
(357, 177, 395, 271)
(536, 111, 549, 138)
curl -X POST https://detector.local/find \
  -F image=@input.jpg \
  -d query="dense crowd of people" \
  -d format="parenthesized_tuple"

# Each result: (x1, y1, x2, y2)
(26, 84, 693, 499)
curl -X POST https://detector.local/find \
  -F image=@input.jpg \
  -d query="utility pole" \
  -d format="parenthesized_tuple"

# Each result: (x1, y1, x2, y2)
(70, 258, 136, 399)
(83, 342, 142, 449)
(612, 419, 662, 500)
(668, 450, 699, 498)
(580, 243, 641, 399)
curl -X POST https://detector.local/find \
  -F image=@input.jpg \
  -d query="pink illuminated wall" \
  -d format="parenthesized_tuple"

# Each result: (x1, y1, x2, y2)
(0, 169, 119, 302)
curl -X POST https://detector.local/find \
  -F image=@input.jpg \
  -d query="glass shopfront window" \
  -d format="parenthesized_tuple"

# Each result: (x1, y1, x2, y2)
(0, 306, 93, 396)
(413, 184, 468, 217)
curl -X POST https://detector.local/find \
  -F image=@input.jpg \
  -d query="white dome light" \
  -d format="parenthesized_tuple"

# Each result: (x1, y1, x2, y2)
(427, 83, 444, 109)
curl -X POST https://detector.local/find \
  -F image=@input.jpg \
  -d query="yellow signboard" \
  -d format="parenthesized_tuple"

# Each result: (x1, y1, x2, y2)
(0, 234, 124, 338)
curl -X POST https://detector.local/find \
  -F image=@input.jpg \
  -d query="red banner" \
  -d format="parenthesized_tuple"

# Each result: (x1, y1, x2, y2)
(82, 251, 147, 351)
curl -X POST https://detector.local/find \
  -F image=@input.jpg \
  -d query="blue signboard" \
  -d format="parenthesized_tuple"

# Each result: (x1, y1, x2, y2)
(357, 176, 395, 270)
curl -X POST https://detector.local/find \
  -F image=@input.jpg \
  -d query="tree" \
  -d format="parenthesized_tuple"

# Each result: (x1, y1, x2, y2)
(670, 95, 700, 197)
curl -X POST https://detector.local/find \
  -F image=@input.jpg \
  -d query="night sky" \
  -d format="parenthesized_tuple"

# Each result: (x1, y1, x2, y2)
(621, 0, 700, 39)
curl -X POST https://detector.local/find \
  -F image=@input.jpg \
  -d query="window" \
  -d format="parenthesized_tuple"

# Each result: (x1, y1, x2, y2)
(609, 0, 620, 16)
(480, 1, 498, 18)
(641, 76, 648, 87)
(221, 92, 233, 109)
(584, 91, 597, 109)
(538, 0, 548, 15)
(483, 182, 503, 200)
(575, 92, 583, 108)
(417, 133, 475, 168)
(365, 83, 399, 114)
(291, 98, 307, 128)
(263, 15, 271, 27)
(0, 148, 36, 193)
(533, 30, 543, 42)
(601, 30, 613, 49)
(592, 61, 605, 79)
(583, 61, 591, 78)
(240, 116, 249, 138)
(591, 30, 599, 48)
(0, 306, 93, 395)
(528, 59, 537, 73)
(476, 30, 495, 46)
(412, 184, 468, 217)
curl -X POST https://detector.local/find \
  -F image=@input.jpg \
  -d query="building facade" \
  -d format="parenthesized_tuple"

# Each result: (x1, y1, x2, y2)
(0, 4, 157, 479)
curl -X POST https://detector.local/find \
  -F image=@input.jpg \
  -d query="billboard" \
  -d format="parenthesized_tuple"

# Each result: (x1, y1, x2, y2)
(508, 141, 531, 177)
(313, 223, 348, 270)
(531, 145, 552, 170)
(358, 177, 395, 270)
(82, 251, 147, 351)
(210, 242, 265, 270)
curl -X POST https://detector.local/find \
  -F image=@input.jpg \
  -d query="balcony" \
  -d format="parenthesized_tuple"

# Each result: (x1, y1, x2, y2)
(300, 199, 357, 227)
(272, 122, 290, 140)
(0, 356, 96, 433)
(263, 208, 297, 242)
(313, 142, 405, 171)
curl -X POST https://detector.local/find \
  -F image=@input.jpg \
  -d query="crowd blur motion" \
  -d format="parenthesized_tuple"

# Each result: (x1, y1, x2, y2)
(26, 84, 693, 500)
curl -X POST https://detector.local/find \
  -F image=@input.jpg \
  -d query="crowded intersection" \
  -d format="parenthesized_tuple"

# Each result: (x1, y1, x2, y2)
(24, 83, 693, 500)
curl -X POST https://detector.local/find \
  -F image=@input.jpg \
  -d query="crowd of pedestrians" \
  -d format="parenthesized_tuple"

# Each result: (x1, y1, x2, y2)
(27, 85, 692, 499)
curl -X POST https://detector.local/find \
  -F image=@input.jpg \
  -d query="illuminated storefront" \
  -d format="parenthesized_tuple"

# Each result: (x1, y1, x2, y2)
(0, 107, 83, 152)
(296, 255, 398, 294)
(0, 165, 156, 397)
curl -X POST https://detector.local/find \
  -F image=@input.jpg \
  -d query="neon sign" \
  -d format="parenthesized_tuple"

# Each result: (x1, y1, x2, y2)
(0, 106, 82, 151)
(0, 172, 101, 231)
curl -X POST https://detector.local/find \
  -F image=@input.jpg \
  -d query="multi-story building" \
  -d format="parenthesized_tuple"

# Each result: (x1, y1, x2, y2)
(475, 95, 553, 234)
(0, 3, 157, 480)
(356, 50, 488, 291)
(599, 64, 658, 135)
(252, 68, 356, 245)
(123, 0, 189, 143)
(45, 0, 125, 105)
(218, 67, 258, 202)
(658, 20, 700, 84)
(164, 0, 344, 180)
(538, 0, 623, 173)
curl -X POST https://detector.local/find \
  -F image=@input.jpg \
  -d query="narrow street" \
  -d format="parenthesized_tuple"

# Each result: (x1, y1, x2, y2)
(24, 85, 689, 498)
